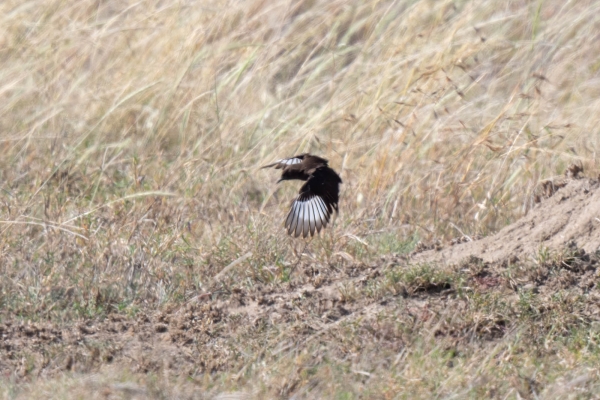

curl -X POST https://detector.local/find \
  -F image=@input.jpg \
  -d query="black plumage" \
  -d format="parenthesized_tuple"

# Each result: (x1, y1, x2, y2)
(263, 154, 342, 238)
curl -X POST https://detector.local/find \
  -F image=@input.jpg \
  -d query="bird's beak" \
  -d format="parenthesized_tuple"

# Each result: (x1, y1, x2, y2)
(276, 178, 283, 183)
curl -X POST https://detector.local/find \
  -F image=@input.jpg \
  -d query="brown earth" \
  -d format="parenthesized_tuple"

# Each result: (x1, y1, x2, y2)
(2, 177, 600, 396)
(412, 176, 600, 266)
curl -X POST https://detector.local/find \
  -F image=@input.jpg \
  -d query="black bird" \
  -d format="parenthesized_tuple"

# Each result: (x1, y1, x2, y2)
(263, 153, 342, 238)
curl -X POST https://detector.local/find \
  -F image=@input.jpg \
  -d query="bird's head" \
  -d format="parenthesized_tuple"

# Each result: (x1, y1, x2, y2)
(277, 169, 296, 183)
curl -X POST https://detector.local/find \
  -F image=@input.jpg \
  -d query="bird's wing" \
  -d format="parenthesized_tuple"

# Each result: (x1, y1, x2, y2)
(285, 190, 331, 238)
(284, 167, 340, 238)
(262, 154, 306, 169)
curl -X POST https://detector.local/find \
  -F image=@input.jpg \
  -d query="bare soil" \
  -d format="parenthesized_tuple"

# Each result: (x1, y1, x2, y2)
(412, 176, 600, 266)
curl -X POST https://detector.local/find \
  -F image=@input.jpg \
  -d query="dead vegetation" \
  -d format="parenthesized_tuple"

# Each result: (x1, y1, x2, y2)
(2, 0, 600, 398)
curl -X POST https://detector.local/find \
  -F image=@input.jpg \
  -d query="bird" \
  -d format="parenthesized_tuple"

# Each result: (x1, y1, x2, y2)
(262, 153, 342, 238)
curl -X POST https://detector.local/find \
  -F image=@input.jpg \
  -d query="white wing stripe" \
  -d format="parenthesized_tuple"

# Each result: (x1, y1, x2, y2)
(316, 196, 329, 222)
(287, 201, 299, 234)
(315, 199, 323, 232)
(285, 202, 295, 229)
(291, 200, 300, 237)
(302, 202, 310, 237)
(312, 198, 322, 224)
(296, 200, 305, 237)
(312, 198, 322, 235)
(294, 203, 303, 237)
(276, 158, 303, 165)
(308, 199, 317, 235)
(296, 201, 304, 237)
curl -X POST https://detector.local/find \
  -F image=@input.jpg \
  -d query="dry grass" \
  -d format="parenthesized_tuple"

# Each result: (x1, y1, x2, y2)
(1, 0, 600, 398)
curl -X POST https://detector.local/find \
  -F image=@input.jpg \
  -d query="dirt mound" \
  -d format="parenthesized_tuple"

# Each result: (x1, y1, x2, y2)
(412, 177, 600, 266)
